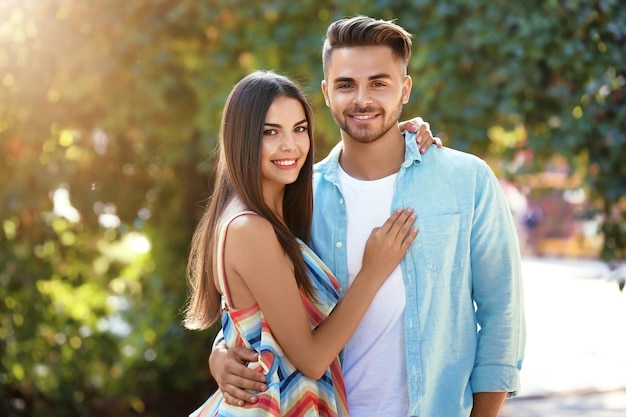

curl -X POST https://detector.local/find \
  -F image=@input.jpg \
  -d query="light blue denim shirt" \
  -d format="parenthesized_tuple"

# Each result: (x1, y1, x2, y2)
(311, 133, 526, 417)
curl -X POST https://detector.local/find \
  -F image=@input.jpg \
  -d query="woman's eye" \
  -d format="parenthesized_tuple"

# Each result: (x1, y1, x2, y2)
(295, 126, 308, 133)
(263, 129, 277, 136)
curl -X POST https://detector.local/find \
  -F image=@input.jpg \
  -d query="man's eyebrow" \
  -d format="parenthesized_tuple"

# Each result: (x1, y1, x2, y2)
(368, 73, 392, 80)
(333, 73, 392, 83)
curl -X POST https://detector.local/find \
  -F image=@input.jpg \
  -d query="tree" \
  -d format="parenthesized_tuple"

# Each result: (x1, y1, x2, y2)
(396, 0, 625, 266)
(0, 1, 218, 415)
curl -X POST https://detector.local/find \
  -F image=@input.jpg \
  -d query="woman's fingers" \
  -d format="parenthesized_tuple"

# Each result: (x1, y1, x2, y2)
(379, 208, 416, 242)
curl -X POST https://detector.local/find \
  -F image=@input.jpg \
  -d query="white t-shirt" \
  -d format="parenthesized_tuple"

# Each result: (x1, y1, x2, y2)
(337, 166, 409, 417)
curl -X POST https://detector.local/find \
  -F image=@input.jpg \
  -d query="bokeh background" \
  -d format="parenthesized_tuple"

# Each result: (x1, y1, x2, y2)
(1, 1, 625, 416)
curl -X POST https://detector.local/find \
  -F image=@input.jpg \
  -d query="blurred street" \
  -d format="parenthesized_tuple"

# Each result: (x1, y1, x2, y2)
(501, 257, 626, 416)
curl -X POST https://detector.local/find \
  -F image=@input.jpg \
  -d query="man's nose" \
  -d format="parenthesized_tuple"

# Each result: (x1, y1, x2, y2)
(353, 87, 373, 107)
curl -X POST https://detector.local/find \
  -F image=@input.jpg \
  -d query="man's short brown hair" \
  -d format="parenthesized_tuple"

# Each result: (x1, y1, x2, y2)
(322, 16, 413, 75)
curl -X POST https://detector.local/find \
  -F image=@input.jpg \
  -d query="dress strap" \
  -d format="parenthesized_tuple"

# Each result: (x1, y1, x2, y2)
(216, 211, 259, 308)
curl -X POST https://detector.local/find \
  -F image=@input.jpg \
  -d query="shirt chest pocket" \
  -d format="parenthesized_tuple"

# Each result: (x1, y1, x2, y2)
(417, 214, 469, 274)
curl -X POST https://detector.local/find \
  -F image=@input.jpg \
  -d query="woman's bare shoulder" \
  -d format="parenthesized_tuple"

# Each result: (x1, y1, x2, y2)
(224, 213, 278, 250)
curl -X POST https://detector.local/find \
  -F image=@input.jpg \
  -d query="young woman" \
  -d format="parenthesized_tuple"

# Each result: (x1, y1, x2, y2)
(183, 71, 417, 417)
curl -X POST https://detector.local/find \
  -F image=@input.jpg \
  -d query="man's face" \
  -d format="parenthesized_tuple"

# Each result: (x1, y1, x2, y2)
(322, 45, 411, 144)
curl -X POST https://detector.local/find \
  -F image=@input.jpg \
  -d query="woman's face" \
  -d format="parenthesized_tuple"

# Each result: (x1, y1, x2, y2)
(260, 95, 310, 192)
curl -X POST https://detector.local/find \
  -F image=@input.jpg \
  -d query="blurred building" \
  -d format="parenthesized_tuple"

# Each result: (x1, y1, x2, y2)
(500, 158, 603, 259)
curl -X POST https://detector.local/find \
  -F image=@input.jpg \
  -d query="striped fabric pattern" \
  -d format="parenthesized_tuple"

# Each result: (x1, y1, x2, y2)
(190, 212, 349, 417)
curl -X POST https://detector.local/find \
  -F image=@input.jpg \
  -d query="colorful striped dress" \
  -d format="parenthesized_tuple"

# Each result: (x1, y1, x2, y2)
(190, 212, 349, 417)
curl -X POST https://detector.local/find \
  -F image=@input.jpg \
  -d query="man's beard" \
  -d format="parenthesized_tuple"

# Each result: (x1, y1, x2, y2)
(333, 100, 404, 144)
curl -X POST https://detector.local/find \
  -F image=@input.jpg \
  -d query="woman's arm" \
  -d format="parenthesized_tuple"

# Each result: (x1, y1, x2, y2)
(224, 208, 416, 380)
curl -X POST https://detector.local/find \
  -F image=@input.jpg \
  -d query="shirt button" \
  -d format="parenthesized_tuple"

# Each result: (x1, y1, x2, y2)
(339, 198, 344, 205)
(336, 242, 343, 248)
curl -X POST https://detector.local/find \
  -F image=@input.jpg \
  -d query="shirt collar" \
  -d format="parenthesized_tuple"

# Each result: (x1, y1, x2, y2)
(402, 131, 423, 168)
(315, 131, 423, 181)
(314, 141, 343, 185)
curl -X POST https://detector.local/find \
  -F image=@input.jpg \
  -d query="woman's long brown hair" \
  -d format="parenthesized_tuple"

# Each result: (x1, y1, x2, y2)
(183, 71, 315, 330)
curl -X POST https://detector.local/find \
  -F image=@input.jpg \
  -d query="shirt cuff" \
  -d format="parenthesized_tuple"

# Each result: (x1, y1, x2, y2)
(470, 364, 522, 398)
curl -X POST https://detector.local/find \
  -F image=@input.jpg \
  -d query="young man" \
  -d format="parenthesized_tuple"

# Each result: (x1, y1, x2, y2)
(210, 16, 525, 417)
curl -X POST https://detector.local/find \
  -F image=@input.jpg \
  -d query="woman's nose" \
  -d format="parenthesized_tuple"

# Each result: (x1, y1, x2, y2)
(280, 133, 297, 151)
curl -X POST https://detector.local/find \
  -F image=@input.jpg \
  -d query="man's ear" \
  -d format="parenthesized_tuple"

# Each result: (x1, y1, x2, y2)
(402, 75, 412, 105)
(321, 80, 330, 107)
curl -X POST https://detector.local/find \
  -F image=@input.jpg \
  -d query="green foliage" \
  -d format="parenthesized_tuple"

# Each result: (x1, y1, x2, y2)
(397, 0, 625, 261)
(1, 0, 624, 415)
(1, 1, 217, 415)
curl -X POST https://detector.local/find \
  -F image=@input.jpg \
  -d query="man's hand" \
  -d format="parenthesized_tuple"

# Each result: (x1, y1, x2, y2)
(398, 116, 442, 154)
(209, 341, 267, 406)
